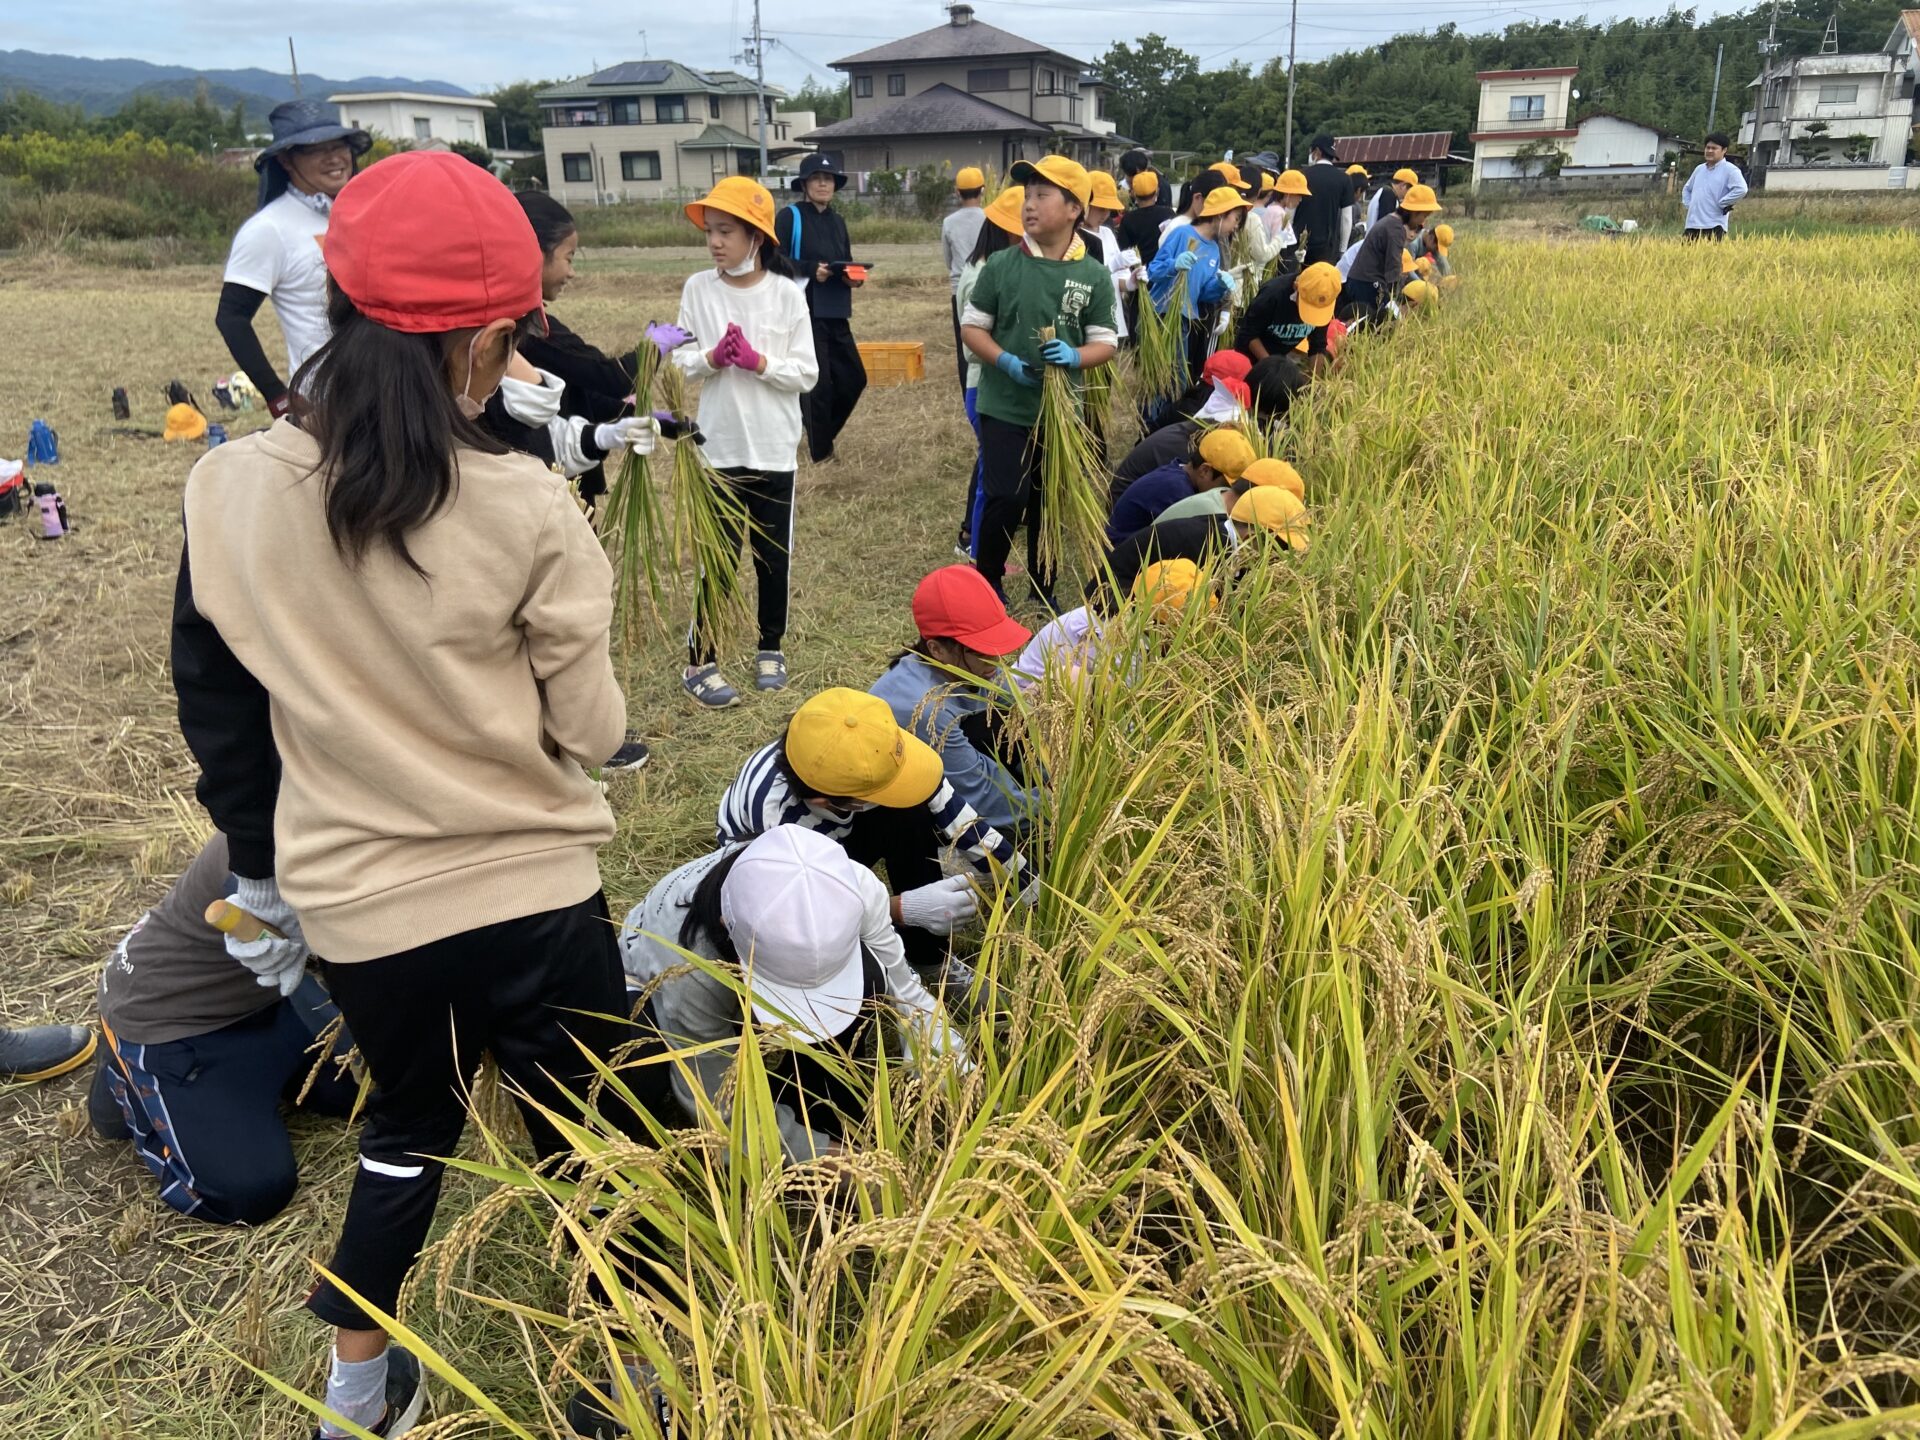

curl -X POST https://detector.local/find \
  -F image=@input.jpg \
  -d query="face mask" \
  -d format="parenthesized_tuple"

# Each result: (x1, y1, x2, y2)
(722, 237, 761, 278)
(454, 331, 492, 420)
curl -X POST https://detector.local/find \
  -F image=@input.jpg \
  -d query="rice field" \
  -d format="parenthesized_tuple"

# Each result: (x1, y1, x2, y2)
(5, 227, 1920, 1436)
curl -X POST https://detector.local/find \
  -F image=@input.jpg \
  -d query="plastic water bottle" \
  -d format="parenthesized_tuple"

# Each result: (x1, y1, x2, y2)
(33, 482, 66, 540)
(206, 424, 229, 448)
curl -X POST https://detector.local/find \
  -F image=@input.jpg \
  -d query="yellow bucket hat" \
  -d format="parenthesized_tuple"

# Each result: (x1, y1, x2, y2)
(1401, 183, 1442, 213)
(1276, 169, 1311, 197)
(685, 175, 780, 245)
(1199, 186, 1251, 220)
(1242, 457, 1304, 498)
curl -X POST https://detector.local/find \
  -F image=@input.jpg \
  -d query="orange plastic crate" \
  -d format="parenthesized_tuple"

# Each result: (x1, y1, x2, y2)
(857, 341, 925, 388)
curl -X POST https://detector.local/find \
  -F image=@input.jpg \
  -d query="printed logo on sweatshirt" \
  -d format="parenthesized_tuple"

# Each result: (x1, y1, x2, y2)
(1267, 321, 1312, 343)
(1059, 278, 1096, 321)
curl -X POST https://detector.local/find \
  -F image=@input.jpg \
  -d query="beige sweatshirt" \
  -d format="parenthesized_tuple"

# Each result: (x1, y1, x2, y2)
(181, 419, 625, 963)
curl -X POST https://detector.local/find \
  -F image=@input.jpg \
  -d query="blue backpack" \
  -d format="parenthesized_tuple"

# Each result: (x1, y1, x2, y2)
(25, 419, 58, 466)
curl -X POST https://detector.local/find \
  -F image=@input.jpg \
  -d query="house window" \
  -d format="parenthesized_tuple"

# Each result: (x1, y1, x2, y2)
(1508, 94, 1546, 121)
(655, 96, 687, 123)
(1039, 67, 1055, 93)
(412, 116, 432, 139)
(620, 151, 661, 181)
(888, 73, 906, 96)
(610, 98, 641, 125)
(968, 67, 1011, 92)
(561, 152, 593, 183)
(1096, 91, 1108, 119)
(854, 74, 873, 98)
(456, 117, 476, 140)
(1817, 83, 1859, 104)
(709, 95, 722, 119)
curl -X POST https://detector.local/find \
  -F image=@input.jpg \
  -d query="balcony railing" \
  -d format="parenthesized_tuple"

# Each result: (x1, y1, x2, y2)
(1474, 114, 1571, 133)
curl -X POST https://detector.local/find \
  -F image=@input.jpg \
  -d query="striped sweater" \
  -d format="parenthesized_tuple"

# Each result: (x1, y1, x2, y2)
(717, 741, 1028, 885)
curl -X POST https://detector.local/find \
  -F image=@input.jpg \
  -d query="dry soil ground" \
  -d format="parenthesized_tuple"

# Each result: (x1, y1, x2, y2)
(0, 241, 1060, 1436)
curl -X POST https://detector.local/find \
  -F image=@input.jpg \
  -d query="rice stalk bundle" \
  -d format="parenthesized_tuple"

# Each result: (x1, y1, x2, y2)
(1130, 237, 1196, 411)
(1034, 325, 1110, 585)
(656, 362, 755, 657)
(597, 341, 668, 647)
(1080, 356, 1117, 455)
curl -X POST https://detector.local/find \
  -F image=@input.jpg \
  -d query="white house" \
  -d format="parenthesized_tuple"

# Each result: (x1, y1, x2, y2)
(1563, 112, 1680, 177)
(1737, 25, 1919, 190)
(331, 91, 497, 149)
(1470, 67, 1578, 184)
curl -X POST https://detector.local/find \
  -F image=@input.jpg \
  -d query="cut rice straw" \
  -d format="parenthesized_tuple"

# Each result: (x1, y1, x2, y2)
(1034, 325, 1111, 587)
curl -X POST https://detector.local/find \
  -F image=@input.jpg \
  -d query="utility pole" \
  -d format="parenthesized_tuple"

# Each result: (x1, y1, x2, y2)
(1757, 0, 1782, 164)
(1283, 0, 1299, 166)
(1707, 42, 1724, 133)
(288, 37, 301, 97)
(737, 0, 769, 178)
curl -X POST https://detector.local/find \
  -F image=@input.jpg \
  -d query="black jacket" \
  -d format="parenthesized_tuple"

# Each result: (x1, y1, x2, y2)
(1095, 512, 1230, 611)
(519, 313, 638, 425)
(172, 535, 279, 879)
(1118, 204, 1177, 265)
(779, 201, 855, 321)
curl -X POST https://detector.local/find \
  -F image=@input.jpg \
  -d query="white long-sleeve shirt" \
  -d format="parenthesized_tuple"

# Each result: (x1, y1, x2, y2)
(672, 268, 819, 472)
(620, 847, 960, 1163)
(1681, 159, 1748, 232)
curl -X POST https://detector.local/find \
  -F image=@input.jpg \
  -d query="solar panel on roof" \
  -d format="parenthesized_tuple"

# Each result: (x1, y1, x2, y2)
(591, 62, 673, 86)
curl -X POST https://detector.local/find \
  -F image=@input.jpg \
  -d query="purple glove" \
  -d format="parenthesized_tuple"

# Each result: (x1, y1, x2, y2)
(646, 322, 692, 357)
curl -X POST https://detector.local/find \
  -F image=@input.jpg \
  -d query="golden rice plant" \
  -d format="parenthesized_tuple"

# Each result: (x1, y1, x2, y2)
(1033, 325, 1111, 586)
(596, 342, 667, 645)
(1130, 236, 1197, 410)
(295, 231, 1920, 1440)
(655, 362, 754, 658)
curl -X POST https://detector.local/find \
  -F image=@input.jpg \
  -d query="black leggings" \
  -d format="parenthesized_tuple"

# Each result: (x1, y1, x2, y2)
(307, 893, 666, 1329)
(690, 466, 795, 666)
(973, 414, 1051, 595)
(802, 318, 867, 463)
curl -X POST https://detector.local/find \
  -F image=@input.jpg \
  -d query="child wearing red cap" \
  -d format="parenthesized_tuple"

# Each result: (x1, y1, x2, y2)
(869, 566, 1042, 845)
(170, 150, 666, 1440)
(673, 177, 819, 707)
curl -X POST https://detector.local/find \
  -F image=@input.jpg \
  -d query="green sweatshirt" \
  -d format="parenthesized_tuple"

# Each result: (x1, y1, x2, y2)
(962, 242, 1119, 429)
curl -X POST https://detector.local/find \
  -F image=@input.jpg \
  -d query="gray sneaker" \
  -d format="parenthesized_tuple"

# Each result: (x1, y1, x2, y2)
(754, 651, 788, 691)
(682, 663, 741, 710)
(0, 1024, 95, 1082)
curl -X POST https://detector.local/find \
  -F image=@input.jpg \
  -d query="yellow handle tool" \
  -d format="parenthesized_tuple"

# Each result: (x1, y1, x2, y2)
(203, 899, 285, 943)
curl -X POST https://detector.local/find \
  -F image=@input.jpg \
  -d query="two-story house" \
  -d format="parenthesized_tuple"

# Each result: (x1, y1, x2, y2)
(1738, 16, 1919, 188)
(332, 92, 496, 149)
(537, 62, 809, 204)
(1469, 67, 1579, 186)
(801, 4, 1123, 178)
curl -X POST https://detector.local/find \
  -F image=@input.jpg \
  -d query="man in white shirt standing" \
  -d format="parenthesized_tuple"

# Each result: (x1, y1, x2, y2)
(215, 100, 370, 418)
(1680, 132, 1748, 241)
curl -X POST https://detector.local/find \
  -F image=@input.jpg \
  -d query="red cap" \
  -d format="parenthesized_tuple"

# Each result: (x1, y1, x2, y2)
(1202, 350, 1252, 386)
(1222, 377, 1251, 409)
(324, 151, 545, 335)
(911, 565, 1032, 656)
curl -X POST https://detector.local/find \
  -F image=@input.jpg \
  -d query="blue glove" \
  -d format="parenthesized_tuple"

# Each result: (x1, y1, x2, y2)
(1173, 251, 1198, 273)
(1039, 338, 1081, 369)
(995, 352, 1041, 388)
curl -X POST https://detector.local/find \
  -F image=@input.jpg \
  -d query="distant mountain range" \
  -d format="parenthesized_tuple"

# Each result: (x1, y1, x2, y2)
(0, 49, 472, 122)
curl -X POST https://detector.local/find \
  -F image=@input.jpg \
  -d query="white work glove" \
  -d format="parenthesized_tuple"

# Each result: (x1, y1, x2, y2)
(593, 416, 660, 457)
(902, 1011, 973, 1074)
(224, 875, 309, 998)
(896, 875, 980, 936)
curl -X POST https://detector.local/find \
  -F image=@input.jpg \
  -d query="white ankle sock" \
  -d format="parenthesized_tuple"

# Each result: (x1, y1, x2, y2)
(319, 1345, 389, 1437)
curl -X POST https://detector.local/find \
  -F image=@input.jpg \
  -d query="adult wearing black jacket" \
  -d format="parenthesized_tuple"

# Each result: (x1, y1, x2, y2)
(780, 155, 868, 464)
(1294, 134, 1356, 268)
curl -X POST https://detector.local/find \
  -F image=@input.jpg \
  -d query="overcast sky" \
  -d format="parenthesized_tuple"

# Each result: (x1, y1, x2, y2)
(14, 0, 1743, 94)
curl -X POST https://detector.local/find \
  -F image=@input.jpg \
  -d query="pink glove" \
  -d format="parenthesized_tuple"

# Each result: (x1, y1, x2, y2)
(725, 327, 764, 374)
(710, 331, 741, 369)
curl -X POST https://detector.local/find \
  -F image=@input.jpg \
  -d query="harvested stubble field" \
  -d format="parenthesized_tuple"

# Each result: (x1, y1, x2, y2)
(4, 226, 1920, 1438)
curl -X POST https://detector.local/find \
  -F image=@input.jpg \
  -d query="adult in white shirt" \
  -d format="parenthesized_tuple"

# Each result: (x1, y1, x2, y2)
(215, 100, 369, 418)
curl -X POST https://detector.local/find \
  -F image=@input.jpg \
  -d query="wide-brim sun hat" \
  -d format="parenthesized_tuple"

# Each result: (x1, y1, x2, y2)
(254, 98, 371, 171)
(721, 828, 869, 1042)
(686, 175, 781, 245)
(792, 154, 849, 191)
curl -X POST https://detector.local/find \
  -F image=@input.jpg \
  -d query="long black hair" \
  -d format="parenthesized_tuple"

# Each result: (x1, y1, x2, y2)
(967, 217, 1015, 265)
(681, 846, 747, 965)
(291, 283, 515, 578)
(516, 190, 577, 256)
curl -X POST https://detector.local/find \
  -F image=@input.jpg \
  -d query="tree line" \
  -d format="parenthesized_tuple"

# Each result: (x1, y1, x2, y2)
(1096, 0, 1911, 161)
